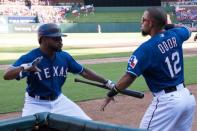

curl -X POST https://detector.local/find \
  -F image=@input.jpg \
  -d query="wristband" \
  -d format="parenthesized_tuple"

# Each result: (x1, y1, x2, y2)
(19, 71, 23, 78)
(107, 86, 120, 97)
(20, 63, 31, 70)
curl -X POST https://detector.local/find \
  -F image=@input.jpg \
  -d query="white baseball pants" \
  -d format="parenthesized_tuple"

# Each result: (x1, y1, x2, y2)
(22, 93, 91, 120)
(140, 86, 196, 131)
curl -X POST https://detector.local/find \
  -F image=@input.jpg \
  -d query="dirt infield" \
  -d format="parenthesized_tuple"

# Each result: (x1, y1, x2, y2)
(79, 84, 197, 129)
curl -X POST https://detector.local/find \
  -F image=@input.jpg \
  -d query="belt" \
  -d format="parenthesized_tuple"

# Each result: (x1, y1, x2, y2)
(163, 86, 177, 93)
(153, 83, 185, 97)
(28, 93, 58, 101)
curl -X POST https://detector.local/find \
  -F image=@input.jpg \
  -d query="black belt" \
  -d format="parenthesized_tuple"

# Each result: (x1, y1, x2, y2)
(163, 86, 177, 93)
(163, 83, 185, 94)
(28, 93, 58, 101)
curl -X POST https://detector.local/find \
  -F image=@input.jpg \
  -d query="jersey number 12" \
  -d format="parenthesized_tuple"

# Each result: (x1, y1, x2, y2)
(165, 51, 181, 78)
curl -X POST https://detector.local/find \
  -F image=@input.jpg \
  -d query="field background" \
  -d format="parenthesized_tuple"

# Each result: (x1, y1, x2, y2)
(0, 32, 197, 114)
(0, 5, 197, 130)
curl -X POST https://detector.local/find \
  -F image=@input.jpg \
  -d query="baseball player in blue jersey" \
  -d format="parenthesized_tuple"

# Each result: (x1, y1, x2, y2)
(101, 7, 196, 131)
(3, 23, 114, 120)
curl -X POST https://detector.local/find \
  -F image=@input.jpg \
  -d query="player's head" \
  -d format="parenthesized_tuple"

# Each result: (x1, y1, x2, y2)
(140, 7, 167, 36)
(38, 23, 67, 52)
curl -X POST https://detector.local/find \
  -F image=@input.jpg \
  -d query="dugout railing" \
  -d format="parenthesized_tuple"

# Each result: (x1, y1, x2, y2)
(0, 112, 147, 131)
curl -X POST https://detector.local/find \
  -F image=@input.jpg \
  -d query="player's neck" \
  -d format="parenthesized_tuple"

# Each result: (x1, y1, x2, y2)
(39, 47, 55, 59)
(150, 28, 164, 37)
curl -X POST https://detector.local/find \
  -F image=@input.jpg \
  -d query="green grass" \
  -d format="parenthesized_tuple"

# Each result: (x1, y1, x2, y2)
(0, 46, 99, 53)
(66, 11, 143, 23)
(0, 56, 197, 113)
(0, 52, 131, 65)
(184, 56, 197, 84)
(0, 46, 37, 53)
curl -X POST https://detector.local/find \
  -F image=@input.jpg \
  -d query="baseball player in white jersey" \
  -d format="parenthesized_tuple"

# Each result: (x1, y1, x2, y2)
(101, 7, 196, 131)
(3, 23, 114, 120)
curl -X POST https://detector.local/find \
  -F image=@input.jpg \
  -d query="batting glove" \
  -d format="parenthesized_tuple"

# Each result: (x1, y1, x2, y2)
(20, 56, 43, 72)
(105, 80, 115, 89)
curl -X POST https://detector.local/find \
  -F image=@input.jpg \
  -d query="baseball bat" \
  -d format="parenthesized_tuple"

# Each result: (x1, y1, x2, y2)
(74, 78, 144, 99)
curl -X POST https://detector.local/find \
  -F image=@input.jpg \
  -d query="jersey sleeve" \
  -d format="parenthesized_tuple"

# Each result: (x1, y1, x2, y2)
(126, 44, 150, 77)
(12, 55, 30, 80)
(171, 26, 191, 42)
(66, 53, 83, 74)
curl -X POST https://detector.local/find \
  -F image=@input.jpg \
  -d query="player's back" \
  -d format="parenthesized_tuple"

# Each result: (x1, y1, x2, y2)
(140, 26, 191, 92)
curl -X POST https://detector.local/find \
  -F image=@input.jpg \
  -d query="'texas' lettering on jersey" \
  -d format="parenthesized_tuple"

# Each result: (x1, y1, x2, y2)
(34, 66, 68, 80)
(158, 36, 177, 54)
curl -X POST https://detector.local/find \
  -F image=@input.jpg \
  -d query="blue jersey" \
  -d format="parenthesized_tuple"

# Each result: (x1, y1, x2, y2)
(127, 27, 191, 93)
(12, 48, 83, 97)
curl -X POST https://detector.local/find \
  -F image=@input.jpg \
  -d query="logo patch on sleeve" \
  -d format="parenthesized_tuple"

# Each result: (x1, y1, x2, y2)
(128, 55, 138, 69)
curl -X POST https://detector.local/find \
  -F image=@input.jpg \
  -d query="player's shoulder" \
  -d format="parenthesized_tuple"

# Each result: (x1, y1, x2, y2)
(167, 26, 191, 41)
(57, 51, 71, 57)
(134, 41, 151, 56)
(138, 40, 152, 51)
(19, 48, 41, 62)
(167, 26, 191, 35)
(56, 51, 74, 60)
(168, 26, 185, 31)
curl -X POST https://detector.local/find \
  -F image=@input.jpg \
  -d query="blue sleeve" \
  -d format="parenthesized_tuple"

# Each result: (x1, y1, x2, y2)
(171, 26, 191, 42)
(66, 53, 83, 74)
(126, 44, 151, 77)
(12, 55, 30, 79)
(12, 55, 30, 67)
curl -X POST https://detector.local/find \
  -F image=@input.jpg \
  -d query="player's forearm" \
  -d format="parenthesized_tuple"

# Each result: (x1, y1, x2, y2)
(115, 73, 136, 91)
(3, 66, 24, 80)
(107, 73, 136, 98)
(80, 68, 107, 84)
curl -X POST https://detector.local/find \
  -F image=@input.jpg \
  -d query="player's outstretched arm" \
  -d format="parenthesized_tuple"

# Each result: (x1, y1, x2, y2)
(3, 66, 24, 80)
(79, 67, 114, 89)
(3, 56, 42, 80)
(100, 73, 137, 111)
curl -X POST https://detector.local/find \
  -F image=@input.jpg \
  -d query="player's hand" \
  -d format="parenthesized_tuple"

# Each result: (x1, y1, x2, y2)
(194, 34, 197, 41)
(105, 80, 115, 89)
(20, 56, 43, 72)
(100, 96, 115, 111)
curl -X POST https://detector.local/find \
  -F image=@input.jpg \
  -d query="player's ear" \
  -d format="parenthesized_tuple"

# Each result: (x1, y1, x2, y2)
(149, 20, 154, 29)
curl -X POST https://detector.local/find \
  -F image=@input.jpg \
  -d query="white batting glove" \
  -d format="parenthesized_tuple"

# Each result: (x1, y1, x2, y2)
(105, 80, 115, 89)
(20, 56, 43, 72)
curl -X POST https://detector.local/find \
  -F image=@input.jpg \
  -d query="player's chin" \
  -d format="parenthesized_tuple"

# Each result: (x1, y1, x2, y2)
(141, 31, 148, 36)
(53, 46, 62, 52)
(57, 44, 63, 51)
(56, 47, 62, 52)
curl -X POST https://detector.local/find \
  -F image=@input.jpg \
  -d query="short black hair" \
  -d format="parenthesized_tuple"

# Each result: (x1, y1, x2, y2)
(146, 7, 167, 29)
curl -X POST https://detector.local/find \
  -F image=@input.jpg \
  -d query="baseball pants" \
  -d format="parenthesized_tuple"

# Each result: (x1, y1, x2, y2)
(22, 93, 91, 120)
(140, 86, 196, 131)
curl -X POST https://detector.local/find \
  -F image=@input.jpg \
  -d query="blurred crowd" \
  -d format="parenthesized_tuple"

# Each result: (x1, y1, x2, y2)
(0, 5, 68, 23)
(0, 0, 95, 23)
(0, 0, 47, 5)
(175, 6, 197, 22)
(162, 0, 197, 22)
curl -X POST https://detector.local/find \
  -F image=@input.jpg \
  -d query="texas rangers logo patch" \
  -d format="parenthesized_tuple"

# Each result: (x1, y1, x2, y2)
(128, 55, 138, 68)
